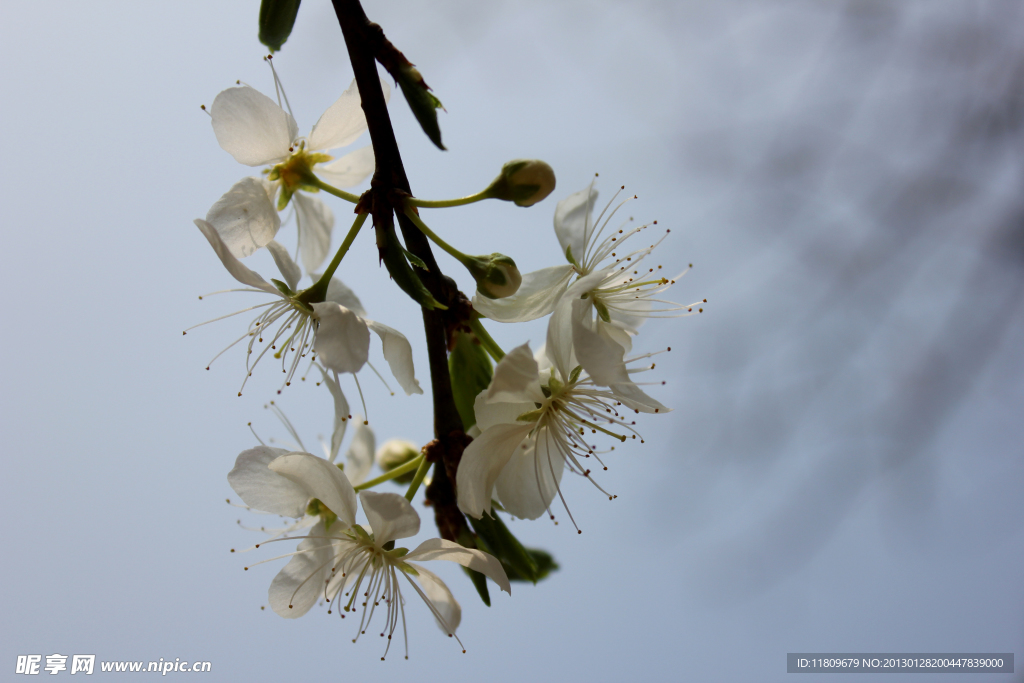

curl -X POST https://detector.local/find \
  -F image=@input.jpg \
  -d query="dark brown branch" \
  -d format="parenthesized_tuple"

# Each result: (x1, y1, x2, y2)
(331, 0, 468, 538)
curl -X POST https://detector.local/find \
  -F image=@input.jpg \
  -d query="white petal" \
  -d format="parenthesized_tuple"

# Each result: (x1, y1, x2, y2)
(571, 298, 632, 387)
(553, 182, 597, 267)
(311, 303, 370, 374)
(211, 86, 297, 166)
(609, 380, 670, 414)
(599, 320, 633, 354)
(265, 240, 302, 291)
(456, 422, 534, 518)
(316, 146, 375, 188)
(364, 319, 423, 395)
(308, 80, 364, 151)
(344, 419, 375, 486)
(227, 446, 307, 517)
(321, 370, 350, 462)
(269, 452, 358, 527)
(408, 564, 461, 634)
(358, 491, 420, 545)
(545, 296, 577, 381)
(473, 391, 537, 432)
(486, 342, 542, 404)
(205, 177, 281, 259)
(194, 219, 278, 294)
(313, 276, 366, 317)
(471, 265, 575, 323)
(405, 538, 511, 595)
(495, 431, 565, 520)
(293, 193, 334, 273)
(268, 521, 336, 617)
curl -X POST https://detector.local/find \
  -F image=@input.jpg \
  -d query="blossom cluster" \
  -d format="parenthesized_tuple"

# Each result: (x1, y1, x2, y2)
(189, 57, 700, 658)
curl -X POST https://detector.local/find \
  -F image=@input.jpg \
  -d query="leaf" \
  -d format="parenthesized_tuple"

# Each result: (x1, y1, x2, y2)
(468, 512, 540, 583)
(448, 328, 494, 430)
(401, 245, 429, 272)
(258, 0, 301, 53)
(396, 65, 445, 150)
(462, 566, 491, 606)
(378, 224, 446, 310)
(456, 528, 491, 606)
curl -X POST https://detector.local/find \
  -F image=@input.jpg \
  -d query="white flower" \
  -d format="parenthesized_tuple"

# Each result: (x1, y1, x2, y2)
(258, 488, 510, 659)
(189, 219, 421, 396)
(206, 76, 389, 271)
(456, 340, 667, 525)
(472, 182, 700, 381)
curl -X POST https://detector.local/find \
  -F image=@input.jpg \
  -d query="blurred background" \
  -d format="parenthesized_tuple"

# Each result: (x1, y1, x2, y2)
(2, 1, 1021, 680)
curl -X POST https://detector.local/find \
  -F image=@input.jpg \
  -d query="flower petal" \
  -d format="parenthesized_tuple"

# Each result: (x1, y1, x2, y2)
(486, 342, 542, 404)
(405, 538, 511, 595)
(364, 319, 423, 395)
(545, 296, 577, 381)
(570, 298, 632, 387)
(293, 193, 334, 273)
(268, 520, 336, 617)
(311, 303, 370, 374)
(471, 264, 575, 323)
(408, 564, 461, 634)
(316, 146, 375, 188)
(194, 219, 278, 294)
(344, 419, 374, 486)
(227, 446, 308, 517)
(211, 86, 297, 166)
(609, 380, 670, 414)
(456, 422, 534, 518)
(321, 369, 350, 462)
(358, 491, 420, 545)
(205, 177, 281, 259)
(553, 182, 597, 267)
(495, 430, 565, 520)
(312, 276, 366, 317)
(265, 240, 302, 292)
(269, 452, 358, 527)
(307, 76, 392, 152)
(473, 391, 537, 431)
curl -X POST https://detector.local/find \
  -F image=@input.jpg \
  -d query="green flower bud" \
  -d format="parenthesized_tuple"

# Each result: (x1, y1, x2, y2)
(464, 253, 523, 299)
(375, 439, 420, 484)
(485, 159, 556, 207)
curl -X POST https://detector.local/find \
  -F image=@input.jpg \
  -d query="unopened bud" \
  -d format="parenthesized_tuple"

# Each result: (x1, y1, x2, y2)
(375, 439, 420, 484)
(464, 253, 522, 299)
(485, 159, 556, 207)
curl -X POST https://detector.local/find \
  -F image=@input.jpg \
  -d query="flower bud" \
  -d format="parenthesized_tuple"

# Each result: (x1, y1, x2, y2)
(464, 253, 523, 299)
(485, 159, 556, 207)
(375, 439, 420, 484)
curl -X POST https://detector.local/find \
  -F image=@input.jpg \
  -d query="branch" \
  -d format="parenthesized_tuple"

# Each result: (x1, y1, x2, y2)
(331, 0, 468, 539)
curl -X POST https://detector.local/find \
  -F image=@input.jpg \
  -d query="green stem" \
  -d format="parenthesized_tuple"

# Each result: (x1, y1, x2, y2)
(310, 176, 361, 204)
(403, 206, 470, 265)
(407, 190, 492, 209)
(354, 454, 424, 492)
(404, 456, 433, 502)
(298, 212, 367, 304)
(469, 317, 505, 361)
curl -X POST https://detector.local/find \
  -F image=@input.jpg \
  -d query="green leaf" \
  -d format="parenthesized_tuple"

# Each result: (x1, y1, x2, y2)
(258, 0, 301, 53)
(396, 65, 445, 150)
(448, 328, 493, 430)
(468, 513, 540, 583)
(568, 365, 583, 384)
(462, 566, 491, 606)
(565, 244, 579, 267)
(379, 225, 446, 310)
(517, 548, 558, 582)
(401, 246, 429, 272)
